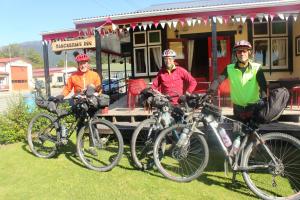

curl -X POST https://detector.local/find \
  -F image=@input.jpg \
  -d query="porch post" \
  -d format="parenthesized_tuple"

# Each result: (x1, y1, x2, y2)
(211, 17, 218, 80)
(42, 40, 51, 97)
(108, 53, 111, 94)
(95, 29, 103, 80)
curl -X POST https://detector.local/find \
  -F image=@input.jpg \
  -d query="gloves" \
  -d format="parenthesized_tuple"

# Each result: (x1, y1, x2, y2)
(257, 98, 267, 108)
(56, 95, 64, 101)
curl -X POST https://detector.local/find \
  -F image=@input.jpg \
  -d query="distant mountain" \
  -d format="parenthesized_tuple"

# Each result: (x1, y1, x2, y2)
(19, 41, 77, 67)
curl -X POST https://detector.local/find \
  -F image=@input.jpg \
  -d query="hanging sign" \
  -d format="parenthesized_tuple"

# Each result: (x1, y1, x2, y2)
(51, 36, 95, 52)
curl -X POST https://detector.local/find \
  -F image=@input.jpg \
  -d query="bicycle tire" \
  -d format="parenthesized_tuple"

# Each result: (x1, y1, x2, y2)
(77, 118, 124, 172)
(153, 123, 209, 182)
(27, 113, 58, 158)
(131, 118, 158, 170)
(242, 132, 300, 200)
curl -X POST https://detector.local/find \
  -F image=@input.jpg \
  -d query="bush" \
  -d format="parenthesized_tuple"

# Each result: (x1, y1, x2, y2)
(0, 95, 38, 144)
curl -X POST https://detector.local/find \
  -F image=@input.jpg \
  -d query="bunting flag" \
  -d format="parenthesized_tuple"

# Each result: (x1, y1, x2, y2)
(167, 21, 172, 29)
(197, 18, 201, 25)
(269, 13, 275, 21)
(212, 16, 217, 23)
(142, 23, 148, 30)
(186, 18, 192, 26)
(112, 23, 118, 31)
(264, 14, 269, 22)
(131, 23, 136, 30)
(160, 21, 166, 29)
(154, 21, 159, 28)
(249, 14, 256, 23)
(138, 25, 142, 30)
(223, 16, 229, 24)
(192, 18, 197, 26)
(278, 13, 284, 20)
(235, 15, 241, 22)
(126, 27, 130, 32)
(284, 14, 290, 21)
(179, 18, 185, 27)
(241, 16, 247, 23)
(293, 14, 298, 22)
(203, 17, 208, 25)
(216, 16, 223, 24)
(172, 20, 178, 28)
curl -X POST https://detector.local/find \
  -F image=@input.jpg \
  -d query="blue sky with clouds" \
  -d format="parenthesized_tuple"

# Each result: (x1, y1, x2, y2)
(0, 0, 178, 46)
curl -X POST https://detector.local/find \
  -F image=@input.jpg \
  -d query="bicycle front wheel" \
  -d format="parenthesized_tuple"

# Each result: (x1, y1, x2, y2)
(131, 118, 159, 170)
(153, 123, 209, 182)
(77, 119, 124, 172)
(242, 132, 300, 200)
(27, 113, 58, 158)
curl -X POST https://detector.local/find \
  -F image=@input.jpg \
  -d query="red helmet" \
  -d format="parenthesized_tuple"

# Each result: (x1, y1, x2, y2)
(75, 53, 90, 62)
(233, 40, 252, 50)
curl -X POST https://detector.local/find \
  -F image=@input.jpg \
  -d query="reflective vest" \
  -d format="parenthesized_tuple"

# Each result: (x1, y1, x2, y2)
(227, 62, 261, 107)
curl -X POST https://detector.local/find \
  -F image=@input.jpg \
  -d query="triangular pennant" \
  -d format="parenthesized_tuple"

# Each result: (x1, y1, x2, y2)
(192, 18, 197, 26)
(173, 20, 178, 28)
(284, 14, 290, 21)
(179, 19, 185, 27)
(217, 16, 223, 24)
(250, 14, 256, 23)
(167, 21, 172, 28)
(235, 16, 241, 22)
(269, 13, 275, 21)
(197, 18, 201, 25)
(213, 17, 217, 23)
(112, 23, 118, 31)
(126, 27, 130, 32)
(203, 17, 208, 25)
(278, 13, 284, 20)
(160, 22, 166, 29)
(241, 16, 247, 23)
(293, 14, 298, 22)
(186, 18, 192, 26)
(138, 25, 142, 30)
(264, 14, 269, 22)
(223, 16, 229, 24)
(131, 23, 136, 30)
(142, 24, 148, 30)
(154, 21, 159, 28)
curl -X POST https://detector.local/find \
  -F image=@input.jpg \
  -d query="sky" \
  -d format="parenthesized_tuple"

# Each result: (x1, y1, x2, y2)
(0, 0, 180, 47)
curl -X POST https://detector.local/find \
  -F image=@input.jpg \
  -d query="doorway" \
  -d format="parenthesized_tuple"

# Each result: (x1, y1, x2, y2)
(191, 38, 209, 80)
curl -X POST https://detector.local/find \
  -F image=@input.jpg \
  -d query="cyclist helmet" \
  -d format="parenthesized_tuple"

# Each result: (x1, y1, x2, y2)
(233, 40, 252, 50)
(75, 53, 90, 62)
(162, 49, 176, 57)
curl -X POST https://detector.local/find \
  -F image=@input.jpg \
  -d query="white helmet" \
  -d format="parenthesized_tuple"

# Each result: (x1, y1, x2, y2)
(162, 49, 176, 57)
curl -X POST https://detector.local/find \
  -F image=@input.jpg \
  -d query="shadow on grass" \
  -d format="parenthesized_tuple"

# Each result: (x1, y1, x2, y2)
(21, 141, 85, 168)
(197, 173, 257, 198)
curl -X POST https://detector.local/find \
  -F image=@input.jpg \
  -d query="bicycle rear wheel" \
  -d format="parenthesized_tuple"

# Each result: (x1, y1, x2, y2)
(242, 132, 300, 200)
(153, 123, 209, 182)
(77, 119, 124, 172)
(131, 118, 159, 170)
(27, 113, 57, 158)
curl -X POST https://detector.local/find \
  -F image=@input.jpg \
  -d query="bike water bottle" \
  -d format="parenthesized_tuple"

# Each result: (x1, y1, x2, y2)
(229, 136, 241, 156)
(60, 124, 68, 144)
(177, 127, 189, 147)
(218, 127, 232, 147)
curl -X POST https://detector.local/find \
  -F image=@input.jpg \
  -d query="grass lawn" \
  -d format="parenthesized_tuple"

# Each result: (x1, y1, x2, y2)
(0, 141, 258, 200)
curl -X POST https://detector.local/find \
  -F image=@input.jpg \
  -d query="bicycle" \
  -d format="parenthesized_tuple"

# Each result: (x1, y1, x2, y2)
(153, 94, 300, 200)
(131, 89, 188, 170)
(27, 86, 124, 172)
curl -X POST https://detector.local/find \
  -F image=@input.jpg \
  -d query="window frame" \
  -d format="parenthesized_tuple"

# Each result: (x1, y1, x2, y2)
(133, 47, 148, 77)
(271, 20, 288, 37)
(253, 38, 270, 70)
(252, 20, 269, 37)
(133, 31, 146, 47)
(148, 45, 162, 75)
(147, 30, 161, 45)
(270, 37, 288, 70)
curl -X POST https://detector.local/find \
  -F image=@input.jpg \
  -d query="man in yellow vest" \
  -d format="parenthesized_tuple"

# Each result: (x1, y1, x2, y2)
(208, 40, 289, 123)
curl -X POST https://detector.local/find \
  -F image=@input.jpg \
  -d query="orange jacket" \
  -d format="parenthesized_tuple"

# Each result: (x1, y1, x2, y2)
(62, 70, 101, 96)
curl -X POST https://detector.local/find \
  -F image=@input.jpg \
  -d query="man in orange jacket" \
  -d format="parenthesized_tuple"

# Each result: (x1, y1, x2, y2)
(57, 53, 101, 98)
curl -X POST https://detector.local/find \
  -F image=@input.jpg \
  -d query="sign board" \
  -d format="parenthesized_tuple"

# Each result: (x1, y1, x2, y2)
(51, 36, 95, 52)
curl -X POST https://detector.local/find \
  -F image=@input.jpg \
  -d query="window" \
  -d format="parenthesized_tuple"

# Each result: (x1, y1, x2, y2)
(252, 17, 288, 70)
(133, 30, 162, 77)
(57, 76, 63, 82)
(217, 40, 227, 58)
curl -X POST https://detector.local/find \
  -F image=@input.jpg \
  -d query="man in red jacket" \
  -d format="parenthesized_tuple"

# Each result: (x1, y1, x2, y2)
(151, 49, 197, 105)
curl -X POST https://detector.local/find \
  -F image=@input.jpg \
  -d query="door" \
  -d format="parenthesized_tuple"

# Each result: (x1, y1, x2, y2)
(208, 36, 231, 81)
(167, 39, 188, 69)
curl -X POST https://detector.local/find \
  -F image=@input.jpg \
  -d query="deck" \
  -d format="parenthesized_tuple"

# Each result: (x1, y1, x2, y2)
(97, 96, 300, 137)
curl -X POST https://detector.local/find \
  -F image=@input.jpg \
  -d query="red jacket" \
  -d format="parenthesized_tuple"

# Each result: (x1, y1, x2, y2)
(151, 66, 197, 104)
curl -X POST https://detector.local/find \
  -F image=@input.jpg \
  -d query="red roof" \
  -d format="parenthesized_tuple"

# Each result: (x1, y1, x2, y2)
(0, 71, 9, 75)
(0, 57, 22, 63)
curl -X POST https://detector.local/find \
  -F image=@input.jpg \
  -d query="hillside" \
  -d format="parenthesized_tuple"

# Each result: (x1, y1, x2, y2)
(19, 41, 77, 67)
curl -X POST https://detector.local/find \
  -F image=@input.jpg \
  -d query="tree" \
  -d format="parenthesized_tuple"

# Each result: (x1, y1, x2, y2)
(0, 44, 24, 58)
(57, 59, 76, 67)
(25, 48, 43, 68)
